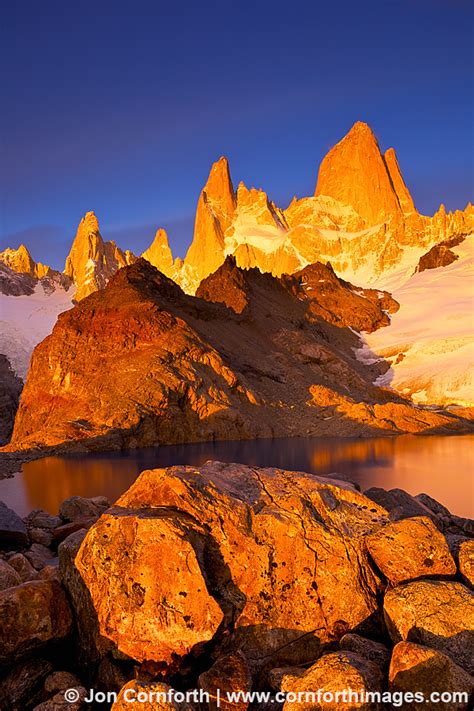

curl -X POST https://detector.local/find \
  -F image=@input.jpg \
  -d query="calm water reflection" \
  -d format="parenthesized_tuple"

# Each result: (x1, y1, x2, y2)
(1, 434, 473, 518)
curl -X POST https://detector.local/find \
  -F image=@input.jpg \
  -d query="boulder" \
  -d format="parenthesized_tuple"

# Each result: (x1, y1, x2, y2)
(30, 527, 54, 547)
(25, 543, 55, 570)
(389, 641, 474, 710)
(7, 552, 38, 582)
(0, 658, 53, 711)
(58, 529, 113, 673)
(44, 671, 82, 695)
(32, 688, 88, 710)
(458, 540, 474, 587)
(414, 493, 452, 518)
(59, 495, 108, 523)
(198, 651, 252, 710)
(268, 666, 306, 692)
(38, 565, 61, 583)
(384, 580, 474, 673)
(111, 681, 191, 710)
(24, 509, 61, 530)
(52, 519, 92, 544)
(364, 488, 439, 525)
(339, 633, 390, 671)
(75, 463, 389, 669)
(282, 651, 383, 710)
(0, 501, 28, 548)
(0, 558, 21, 590)
(0, 579, 72, 664)
(365, 516, 456, 585)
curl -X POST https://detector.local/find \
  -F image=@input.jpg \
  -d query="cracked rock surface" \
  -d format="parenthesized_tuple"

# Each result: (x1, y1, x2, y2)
(75, 462, 389, 670)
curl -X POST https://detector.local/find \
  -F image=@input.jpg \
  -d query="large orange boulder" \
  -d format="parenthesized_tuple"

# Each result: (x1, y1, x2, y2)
(383, 580, 474, 674)
(365, 516, 456, 585)
(75, 463, 388, 671)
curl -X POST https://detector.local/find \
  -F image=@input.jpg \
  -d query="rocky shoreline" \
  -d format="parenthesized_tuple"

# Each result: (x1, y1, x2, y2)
(0, 462, 473, 710)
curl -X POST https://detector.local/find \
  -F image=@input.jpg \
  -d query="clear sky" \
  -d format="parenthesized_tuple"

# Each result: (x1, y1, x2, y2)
(1, 0, 473, 270)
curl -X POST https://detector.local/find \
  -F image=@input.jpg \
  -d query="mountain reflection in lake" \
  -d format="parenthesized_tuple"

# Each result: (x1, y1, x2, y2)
(1, 434, 473, 518)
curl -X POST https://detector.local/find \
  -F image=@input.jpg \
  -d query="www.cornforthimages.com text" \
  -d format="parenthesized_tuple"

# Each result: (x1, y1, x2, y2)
(76, 685, 470, 707)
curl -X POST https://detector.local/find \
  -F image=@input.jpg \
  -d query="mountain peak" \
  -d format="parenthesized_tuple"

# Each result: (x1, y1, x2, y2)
(315, 122, 405, 226)
(64, 212, 135, 300)
(203, 156, 236, 210)
(346, 120, 377, 139)
(141, 228, 174, 275)
(184, 157, 236, 283)
(0, 243, 52, 280)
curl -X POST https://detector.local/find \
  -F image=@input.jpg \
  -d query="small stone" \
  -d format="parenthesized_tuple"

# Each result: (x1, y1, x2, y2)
(0, 579, 73, 665)
(268, 666, 306, 692)
(0, 501, 28, 548)
(25, 543, 55, 570)
(458, 539, 474, 587)
(199, 651, 252, 710)
(30, 527, 54, 547)
(7, 552, 38, 582)
(339, 633, 390, 670)
(282, 651, 383, 710)
(89, 495, 110, 509)
(0, 558, 21, 590)
(52, 519, 94, 544)
(59, 496, 105, 523)
(0, 658, 53, 710)
(32, 688, 88, 710)
(24, 509, 62, 530)
(389, 641, 474, 710)
(44, 671, 82, 694)
(365, 516, 456, 585)
(38, 565, 61, 583)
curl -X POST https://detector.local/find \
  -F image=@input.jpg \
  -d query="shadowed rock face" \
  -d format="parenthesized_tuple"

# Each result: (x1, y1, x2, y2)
(0, 355, 23, 445)
(8, 258, 469, 453)
(75, 462, 389, 669)
(197, 257, 398, 333)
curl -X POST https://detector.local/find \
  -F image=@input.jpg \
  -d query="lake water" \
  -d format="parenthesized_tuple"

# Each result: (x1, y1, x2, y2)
(1, 434, 473, 518)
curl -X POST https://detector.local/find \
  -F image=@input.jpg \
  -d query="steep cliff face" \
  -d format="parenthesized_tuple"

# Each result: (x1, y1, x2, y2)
(64, 212, 136, 301)
(315, 122, 403, 227)
(183, 157, 236, 284)
(8, 259, 469, 453)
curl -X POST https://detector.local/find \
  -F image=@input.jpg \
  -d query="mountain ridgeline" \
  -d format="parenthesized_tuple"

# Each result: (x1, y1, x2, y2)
(1, 121, 473, 449)
(7, 256, 472, 453)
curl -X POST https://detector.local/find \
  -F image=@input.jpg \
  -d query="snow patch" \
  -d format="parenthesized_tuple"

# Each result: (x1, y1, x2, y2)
(0, 284, 74, 378)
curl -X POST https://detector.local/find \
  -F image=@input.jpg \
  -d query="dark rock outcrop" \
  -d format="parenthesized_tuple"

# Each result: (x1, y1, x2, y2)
(415, 234, 466, 273)
(0, 355, 23, 445)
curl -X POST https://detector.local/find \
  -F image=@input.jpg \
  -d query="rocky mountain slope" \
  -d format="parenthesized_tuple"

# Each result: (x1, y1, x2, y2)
(7, 258, 471, 453)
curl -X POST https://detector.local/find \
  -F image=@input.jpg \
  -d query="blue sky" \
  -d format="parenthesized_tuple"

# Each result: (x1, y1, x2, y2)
(1, 0, 473, 270)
